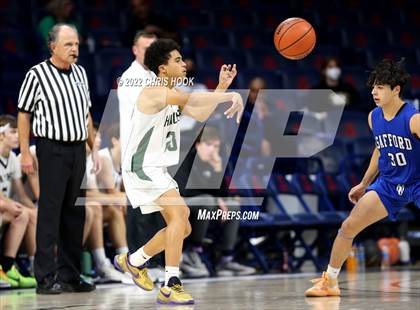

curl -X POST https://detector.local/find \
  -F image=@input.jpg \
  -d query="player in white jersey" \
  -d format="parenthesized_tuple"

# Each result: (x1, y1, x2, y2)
(114, 39, 243, 305)
(118, 31, 157, 160)
(0, 115, 37, 287)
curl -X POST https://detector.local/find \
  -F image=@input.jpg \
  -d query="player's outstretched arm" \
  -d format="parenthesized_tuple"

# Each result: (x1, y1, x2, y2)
(348, 111, 379, 204)
(139, 86, 244, 122)
(167, 89, 244, 123)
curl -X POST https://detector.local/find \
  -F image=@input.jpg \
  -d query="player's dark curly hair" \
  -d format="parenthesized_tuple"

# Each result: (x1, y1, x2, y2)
(367, 59, 410, 97)
(144, 39, 181, 75)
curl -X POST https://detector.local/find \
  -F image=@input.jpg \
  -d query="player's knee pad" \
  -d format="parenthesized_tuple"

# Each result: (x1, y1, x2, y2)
(337, 228, 354, 240)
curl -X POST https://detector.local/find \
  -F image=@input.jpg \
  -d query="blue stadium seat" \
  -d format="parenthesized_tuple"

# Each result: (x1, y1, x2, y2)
(195, 48, 247, 71)
(89, 28, 123, 48)
(175, 9, 213, 30)
(392, 29, 419, 49)
(340, 49, 370, 67)
(347, 137, 375, 156)
(233, 29, 273, 50)
(337, 111, 371, 140)
(194, 69, 220, 89)
(281, 69, 319, 89)
(342, 67, 369, 94)
(317, 139, 347, 174)
(212, 10, 258, 29)
(0, 29, 26, 57)
(296, 45, 340, 70)
(94, 48, 132, 96)
(268, 171, 328, 271)
(318, 9, 363, 28)
(316, 28, 346, 47)
(254, 10, 288, 30)
(315, 169, 350, 211)
(183, 29, 234, 49)
(359, 11, 404, 29)
(368, 46, 419, 67)
(339, 154, 369, 193)
(82, 8, 119, 29)
(291, 173, 347, 223)
(408, 66, 420, 97)
(246, 48, 297, 71)
(238, 70, 283, 89)
(344, 27, 393, 48)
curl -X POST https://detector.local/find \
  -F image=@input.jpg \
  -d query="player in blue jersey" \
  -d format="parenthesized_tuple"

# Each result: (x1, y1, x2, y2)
(305, 59, 420, 297)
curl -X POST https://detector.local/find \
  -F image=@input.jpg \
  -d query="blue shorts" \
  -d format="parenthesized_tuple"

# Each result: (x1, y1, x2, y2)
(367, 178, 420, 221)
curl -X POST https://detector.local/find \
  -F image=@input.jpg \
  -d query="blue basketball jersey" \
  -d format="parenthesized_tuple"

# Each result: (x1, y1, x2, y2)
(371, 103, 420, 185)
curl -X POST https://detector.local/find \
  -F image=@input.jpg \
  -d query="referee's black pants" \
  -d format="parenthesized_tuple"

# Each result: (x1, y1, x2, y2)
(34, 138, 86, 283)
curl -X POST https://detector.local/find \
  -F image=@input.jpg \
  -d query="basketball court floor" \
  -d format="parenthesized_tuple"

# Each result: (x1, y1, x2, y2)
(1, 270, 419, 309)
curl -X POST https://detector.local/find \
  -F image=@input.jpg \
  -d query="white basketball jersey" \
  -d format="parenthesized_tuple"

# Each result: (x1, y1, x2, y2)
(0, 151, 21, 198)
(122, 104, 180, 179)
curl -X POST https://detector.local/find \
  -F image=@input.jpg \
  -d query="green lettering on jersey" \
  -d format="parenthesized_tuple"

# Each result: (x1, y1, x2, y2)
(165, 131, 177, 151)
(131, 127, 154, 181)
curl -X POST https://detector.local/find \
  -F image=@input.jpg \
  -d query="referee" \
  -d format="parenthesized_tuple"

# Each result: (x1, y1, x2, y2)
(17, 24, 100, 294)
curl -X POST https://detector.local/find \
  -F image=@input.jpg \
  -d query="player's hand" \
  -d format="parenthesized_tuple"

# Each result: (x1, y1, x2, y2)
(218, 64, 237, 89)
(224, 92, 244, 124)
(8, 201, 23, 217)
(21, 152, 34, 175)
(91, 150, 102, 175)
(348, 183, 367, 204)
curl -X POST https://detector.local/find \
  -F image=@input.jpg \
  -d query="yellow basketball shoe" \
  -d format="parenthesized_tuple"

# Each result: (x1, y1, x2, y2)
(305, 272, 341, 297)
(157, 277, 194, 305)
(113, 253, 154, 291)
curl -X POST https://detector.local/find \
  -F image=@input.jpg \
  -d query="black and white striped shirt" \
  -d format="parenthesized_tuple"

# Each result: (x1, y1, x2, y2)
(18, 60, 91, 142)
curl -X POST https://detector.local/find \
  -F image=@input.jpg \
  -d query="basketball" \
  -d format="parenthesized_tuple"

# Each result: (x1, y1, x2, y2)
(274, 17, 316, 60)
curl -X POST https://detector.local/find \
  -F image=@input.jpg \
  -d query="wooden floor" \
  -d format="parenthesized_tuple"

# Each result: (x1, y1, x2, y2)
(1, 270, 420, 309)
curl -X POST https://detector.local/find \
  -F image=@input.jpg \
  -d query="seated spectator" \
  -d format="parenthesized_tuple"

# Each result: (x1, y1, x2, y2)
(85, 125, 130, 283)
(37, 0, 80, 48)
(312, 57, 363, 111)
(0, 115, 36, 288)
(175, 127, 256, 277)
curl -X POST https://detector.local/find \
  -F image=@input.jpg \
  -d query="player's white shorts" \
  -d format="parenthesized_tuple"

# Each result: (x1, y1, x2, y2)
(122, 167, 179, 214)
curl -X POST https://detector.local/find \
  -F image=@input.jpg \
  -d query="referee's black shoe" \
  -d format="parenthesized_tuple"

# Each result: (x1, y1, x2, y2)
(36, 276, 62, 294)
(60, 278, 96, 292)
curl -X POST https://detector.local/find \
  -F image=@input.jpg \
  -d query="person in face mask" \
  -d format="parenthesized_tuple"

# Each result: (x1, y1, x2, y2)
(313, 57, 365, 112)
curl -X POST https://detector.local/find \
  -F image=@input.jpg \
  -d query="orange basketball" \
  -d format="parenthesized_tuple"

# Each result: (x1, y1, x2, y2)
(274, 17, 316, 60)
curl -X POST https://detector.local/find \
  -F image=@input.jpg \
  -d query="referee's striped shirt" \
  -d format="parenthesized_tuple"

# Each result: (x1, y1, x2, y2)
(18, 59, 91, 142)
